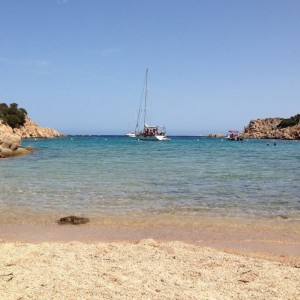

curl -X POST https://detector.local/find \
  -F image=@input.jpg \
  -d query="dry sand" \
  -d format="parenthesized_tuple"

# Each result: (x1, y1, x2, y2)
(0, 239, 299, 300)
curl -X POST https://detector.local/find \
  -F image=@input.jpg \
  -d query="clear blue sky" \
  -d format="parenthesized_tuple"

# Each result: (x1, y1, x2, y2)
(1, 0, 299, 135)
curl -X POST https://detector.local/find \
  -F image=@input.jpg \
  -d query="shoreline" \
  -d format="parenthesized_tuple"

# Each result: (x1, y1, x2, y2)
(1, 217, 299, 261)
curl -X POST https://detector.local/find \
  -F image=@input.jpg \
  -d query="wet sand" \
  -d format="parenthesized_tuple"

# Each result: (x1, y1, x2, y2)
(1, 216, 299, 258)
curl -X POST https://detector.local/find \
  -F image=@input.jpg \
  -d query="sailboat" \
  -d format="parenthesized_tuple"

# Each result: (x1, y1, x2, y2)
(134, 69, 170, 141)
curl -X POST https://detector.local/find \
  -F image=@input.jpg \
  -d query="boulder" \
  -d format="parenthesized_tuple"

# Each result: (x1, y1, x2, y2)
(0, 132, 21, 150)
(208, 133, 225, 138)
(0, 120, 32, 158)
(0, 121, 22, 156)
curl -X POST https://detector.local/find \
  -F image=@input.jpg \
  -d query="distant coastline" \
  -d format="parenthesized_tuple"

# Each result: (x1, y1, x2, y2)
(207, 115, 300, 140)
(2, 109, 300, 160)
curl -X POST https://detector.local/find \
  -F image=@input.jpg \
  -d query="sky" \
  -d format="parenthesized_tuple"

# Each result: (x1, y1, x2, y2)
(0, 0, 299, 135)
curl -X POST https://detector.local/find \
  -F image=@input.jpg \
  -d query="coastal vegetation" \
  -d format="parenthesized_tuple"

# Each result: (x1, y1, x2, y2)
(0, 102, 27, 128)
(277, 114, 300, 129)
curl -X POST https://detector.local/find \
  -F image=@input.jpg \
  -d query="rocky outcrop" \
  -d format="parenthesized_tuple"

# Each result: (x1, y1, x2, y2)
(241, 118, 300, 140)
(208, 133, 225, 138)
(0, 117, 64, 158)
(0, 120, 32, 158)
(13, 117, 65, 139)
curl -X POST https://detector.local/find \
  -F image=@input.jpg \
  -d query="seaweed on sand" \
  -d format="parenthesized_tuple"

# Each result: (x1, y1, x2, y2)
(57, 216, 90, 225)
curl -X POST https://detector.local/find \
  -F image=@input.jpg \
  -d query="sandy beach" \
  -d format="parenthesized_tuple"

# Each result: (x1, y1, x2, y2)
(1, 218, 300, 299)
(1, 229, 300, 299)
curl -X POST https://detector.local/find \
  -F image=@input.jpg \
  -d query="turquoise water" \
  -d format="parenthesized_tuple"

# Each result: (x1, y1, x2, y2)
(1, 136, 300, 224)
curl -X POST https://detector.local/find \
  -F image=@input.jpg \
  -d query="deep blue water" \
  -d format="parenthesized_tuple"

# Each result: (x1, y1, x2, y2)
(1, 136, 300, 223)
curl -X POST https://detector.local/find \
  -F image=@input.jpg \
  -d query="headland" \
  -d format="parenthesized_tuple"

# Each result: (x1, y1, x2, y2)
(241, 115, 300, 140)
(0, 117, 65, 158)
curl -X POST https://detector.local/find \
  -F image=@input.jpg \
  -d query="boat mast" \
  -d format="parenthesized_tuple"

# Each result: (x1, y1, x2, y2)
(135, 86, 143, 133)
(143, 68, 148, 128)
(135, 68, 148, 133)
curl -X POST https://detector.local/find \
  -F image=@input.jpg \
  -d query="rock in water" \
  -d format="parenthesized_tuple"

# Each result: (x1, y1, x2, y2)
(57, 216, 90, 225)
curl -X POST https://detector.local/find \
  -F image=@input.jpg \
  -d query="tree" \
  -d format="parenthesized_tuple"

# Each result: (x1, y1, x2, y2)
(0, 102, 28, 128)
(277, 114, 300, 129)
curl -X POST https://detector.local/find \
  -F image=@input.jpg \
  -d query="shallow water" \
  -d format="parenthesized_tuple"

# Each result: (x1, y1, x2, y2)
(1, 136, 300, 225)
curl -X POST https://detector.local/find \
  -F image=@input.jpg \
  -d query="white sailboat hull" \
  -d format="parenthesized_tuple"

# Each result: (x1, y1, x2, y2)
(137, 134, 170, 141)
(125, 133, 136, 138)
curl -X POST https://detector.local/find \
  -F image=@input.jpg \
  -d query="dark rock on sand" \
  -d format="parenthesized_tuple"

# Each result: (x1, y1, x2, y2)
(57, 216, 90, 225)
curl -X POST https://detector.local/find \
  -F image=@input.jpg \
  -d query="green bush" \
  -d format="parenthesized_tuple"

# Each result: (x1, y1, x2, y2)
(277, 114, 300, 129)
(0, 102, 27, 128)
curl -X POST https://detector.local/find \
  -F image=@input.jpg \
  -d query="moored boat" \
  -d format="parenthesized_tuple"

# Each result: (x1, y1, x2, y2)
(226, 130, 243, 141)
(134, 68, 170, 141)
(136, 125, 170, 141)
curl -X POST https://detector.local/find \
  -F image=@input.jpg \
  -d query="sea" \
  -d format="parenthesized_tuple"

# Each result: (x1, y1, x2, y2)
(1, 136, 299, 228)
